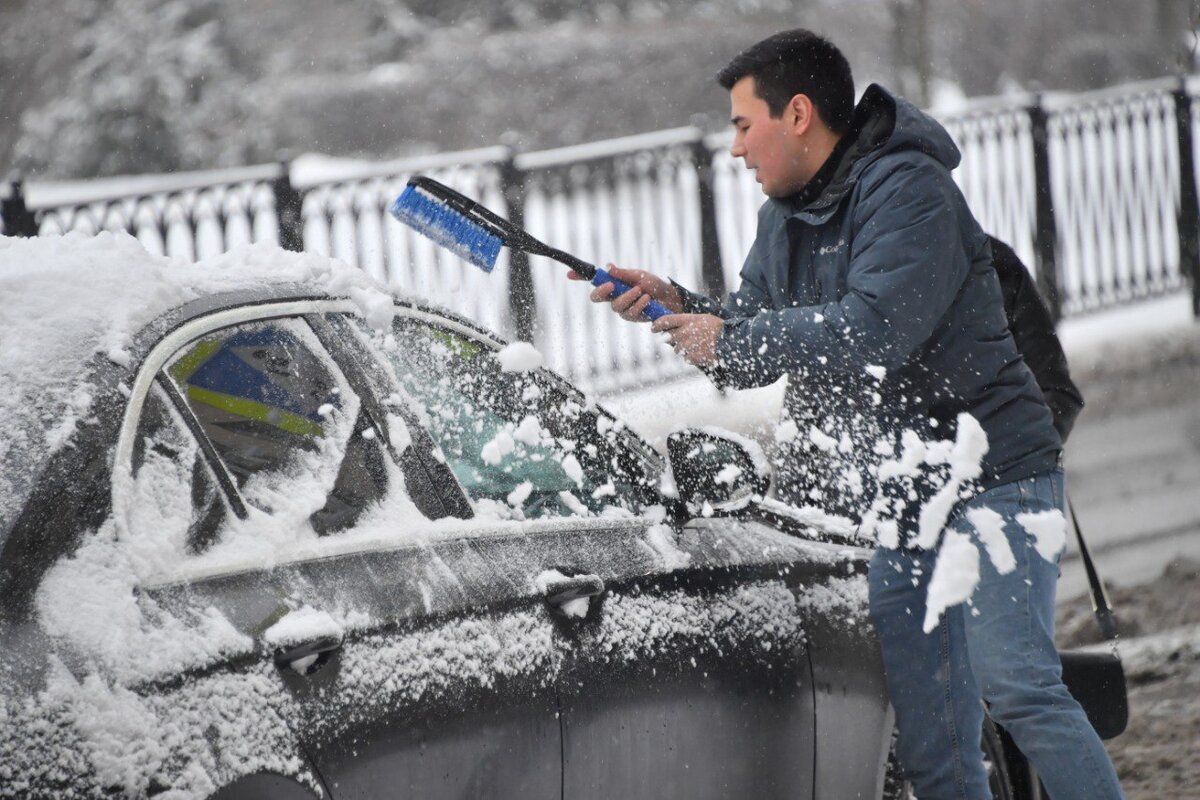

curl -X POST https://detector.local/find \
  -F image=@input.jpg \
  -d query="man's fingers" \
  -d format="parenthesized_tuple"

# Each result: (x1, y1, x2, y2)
(651, 315, 677, 333)
(621, 293, 653, 322)
(605, 264, 640, 283)
(589, 282, 615, 303)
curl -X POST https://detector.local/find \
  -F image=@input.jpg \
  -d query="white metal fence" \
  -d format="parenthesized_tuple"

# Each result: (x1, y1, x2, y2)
(4, 76, 1197, 394)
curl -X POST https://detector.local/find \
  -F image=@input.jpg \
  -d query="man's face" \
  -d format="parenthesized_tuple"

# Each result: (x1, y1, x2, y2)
(728, 76, 809, 198)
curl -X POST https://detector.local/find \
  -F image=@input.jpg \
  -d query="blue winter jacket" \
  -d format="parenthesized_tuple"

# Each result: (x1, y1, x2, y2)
(681, 84, 1061, 522)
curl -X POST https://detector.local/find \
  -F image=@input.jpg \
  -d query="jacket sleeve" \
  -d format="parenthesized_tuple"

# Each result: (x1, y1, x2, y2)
(989, 237, 1085, 442)
(714, 156, 972, 385)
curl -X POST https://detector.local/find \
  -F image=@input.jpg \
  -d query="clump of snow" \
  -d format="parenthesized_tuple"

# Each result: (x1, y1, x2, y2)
(513, 415, 543, 446)
(967, 506, 1016, 574)
(557, 490, 590, 516)
(35, 519, 253, 685)
(795, 575, 870, 628)
(559, 597, 591, 618)
(496, 341, 544, 372)
(347, 285, 396, 333)
(1017, 509, 1067, 562)
(262, 606, 345, 648)
(923, 529, 981, 633)
(714, 464, 743, 485)
(641, 524, 692, 570)
(481, 428, 516, 465)
(591, 482, 616, 499)
(507, 480, 534, 508)
(775, 418, 799, 443)
(386, 412, 412, 452)
(860, 413, 991, 552)
(561, 453, 584, 486)
(809, 425, 838, 453)
(914, 413, 989, 550)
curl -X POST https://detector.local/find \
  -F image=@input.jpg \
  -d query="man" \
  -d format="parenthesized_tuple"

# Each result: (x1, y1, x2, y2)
(576, 29, 1122, 800)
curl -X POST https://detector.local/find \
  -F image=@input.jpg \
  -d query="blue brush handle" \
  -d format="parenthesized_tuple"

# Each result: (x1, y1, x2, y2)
(592, 267, 673, 321)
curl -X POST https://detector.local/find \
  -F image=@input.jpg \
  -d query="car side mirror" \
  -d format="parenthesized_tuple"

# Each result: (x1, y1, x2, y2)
(666, 427, 770, 512)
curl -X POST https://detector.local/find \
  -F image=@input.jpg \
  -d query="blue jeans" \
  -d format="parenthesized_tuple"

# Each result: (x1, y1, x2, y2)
(868, 469, 1124, 799)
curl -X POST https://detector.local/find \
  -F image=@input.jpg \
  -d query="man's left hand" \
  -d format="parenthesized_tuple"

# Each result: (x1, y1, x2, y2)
(652, 313, 724, 366)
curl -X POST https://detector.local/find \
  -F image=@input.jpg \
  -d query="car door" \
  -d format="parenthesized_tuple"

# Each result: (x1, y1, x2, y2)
(118, 303, 563, 799)
(353, 308, 884, 799)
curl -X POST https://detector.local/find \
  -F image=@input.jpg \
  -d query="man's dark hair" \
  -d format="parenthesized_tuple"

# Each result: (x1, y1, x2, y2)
(716, 29, 854, 135)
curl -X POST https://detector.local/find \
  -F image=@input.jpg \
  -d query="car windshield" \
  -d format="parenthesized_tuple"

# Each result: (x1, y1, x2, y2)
(357, 315, 662, 520)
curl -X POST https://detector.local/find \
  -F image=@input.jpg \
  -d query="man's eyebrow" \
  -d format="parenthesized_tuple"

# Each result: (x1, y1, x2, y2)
(730, 115, 746, 126)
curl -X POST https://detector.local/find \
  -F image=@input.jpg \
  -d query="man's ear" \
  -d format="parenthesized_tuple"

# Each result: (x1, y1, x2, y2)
(788, 94, 815, 135)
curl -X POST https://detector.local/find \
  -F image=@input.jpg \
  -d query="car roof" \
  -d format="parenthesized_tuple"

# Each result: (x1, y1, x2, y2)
(0, 231, 489, 539)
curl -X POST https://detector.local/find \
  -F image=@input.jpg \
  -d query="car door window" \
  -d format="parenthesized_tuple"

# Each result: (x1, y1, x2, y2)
(354, 316, 661, 520)
(129, 383, 228, 555)
(163, 318, 388, 536)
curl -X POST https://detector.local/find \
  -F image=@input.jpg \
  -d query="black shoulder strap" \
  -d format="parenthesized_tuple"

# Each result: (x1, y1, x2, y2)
(1066, 498, 1120, 640)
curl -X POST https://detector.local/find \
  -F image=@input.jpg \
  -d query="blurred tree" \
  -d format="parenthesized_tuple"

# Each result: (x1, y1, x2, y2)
(891, 0, 931, 106)
(13, 0, 266, 178)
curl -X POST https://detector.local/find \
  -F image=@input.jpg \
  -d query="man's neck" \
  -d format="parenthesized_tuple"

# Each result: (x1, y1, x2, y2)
(789, 131, 851, 208)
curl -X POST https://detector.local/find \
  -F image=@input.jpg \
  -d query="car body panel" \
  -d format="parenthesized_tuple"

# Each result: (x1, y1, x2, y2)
(0, 271, 892, 799)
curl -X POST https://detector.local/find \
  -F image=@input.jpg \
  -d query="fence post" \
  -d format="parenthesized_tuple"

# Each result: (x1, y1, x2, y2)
(1028, 94, 1063, 323)
(273, 161, 304, 252)
(689, 128, 727, 300)
(1, 177, 40, 237)
(499, 150, 537, 342)
(1173, 78, 1200, 318)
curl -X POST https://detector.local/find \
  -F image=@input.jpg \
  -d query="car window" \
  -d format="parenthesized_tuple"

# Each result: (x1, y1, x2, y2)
(163, 318, 388, 535)
(129, 383, 228, 554)
(354, 315, 660, 520)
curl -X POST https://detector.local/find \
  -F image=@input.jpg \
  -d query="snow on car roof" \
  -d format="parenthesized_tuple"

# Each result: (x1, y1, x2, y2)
(0, 231, 401, 536)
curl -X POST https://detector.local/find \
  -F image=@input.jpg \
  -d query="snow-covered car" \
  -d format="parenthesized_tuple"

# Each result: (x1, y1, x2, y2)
(0, 233, 1021, 799)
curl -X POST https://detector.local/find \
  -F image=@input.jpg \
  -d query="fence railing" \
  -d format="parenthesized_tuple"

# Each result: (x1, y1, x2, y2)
(3, 76, 1198, 393)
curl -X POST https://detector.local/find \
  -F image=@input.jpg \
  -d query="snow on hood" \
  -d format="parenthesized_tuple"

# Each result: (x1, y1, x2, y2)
(0, 232, 399, 537)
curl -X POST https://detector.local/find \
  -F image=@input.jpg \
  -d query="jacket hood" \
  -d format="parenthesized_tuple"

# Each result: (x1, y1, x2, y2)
(780, 84, 961, 217)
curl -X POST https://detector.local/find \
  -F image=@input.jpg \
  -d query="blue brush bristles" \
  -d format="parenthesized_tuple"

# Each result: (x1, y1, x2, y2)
(389, 184, 504, 273)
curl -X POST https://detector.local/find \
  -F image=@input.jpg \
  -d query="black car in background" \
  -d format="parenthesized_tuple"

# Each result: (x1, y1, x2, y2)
(0, 243, 1030, 799)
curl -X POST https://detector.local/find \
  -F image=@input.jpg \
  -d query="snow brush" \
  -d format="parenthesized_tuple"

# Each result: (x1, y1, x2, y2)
(389, 176, 673, 321)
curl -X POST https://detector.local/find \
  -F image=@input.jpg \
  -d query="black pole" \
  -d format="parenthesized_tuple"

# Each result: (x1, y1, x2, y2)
(272, 161, 304, 252)
(689, 129, 727, 301)
(1028, 95, 1063, 323)
(499, 150, 537, 342)
(1, 178, 40, 237)
(1173, 78, 1200, 319)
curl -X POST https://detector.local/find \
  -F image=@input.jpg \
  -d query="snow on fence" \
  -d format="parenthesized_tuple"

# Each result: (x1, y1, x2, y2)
(3, 76, 1198, 394)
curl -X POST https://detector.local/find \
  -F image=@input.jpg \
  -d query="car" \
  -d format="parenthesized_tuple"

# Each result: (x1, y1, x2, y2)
(0, 232, 1028, 799)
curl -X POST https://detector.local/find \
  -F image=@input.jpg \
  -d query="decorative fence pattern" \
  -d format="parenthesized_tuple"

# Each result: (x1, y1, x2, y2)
(3, 76, 1198, 394)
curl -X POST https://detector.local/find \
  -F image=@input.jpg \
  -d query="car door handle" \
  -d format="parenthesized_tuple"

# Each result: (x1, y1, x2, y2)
(542, 573, 605, 618)
(273, 636, 342, 675)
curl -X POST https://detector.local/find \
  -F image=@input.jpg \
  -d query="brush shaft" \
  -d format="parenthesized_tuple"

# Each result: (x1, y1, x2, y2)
(592, 267, 672, 321)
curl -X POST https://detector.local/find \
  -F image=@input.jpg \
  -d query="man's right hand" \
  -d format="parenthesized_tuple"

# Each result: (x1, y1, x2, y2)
(567, 263, 684, 322)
